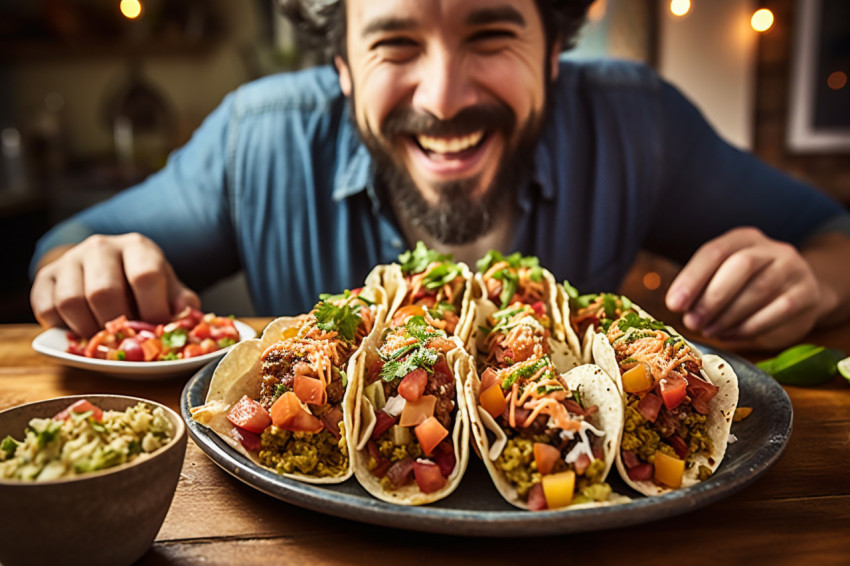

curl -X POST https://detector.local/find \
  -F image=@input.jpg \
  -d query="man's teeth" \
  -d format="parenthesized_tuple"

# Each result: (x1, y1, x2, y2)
(416, 131, 484, 154)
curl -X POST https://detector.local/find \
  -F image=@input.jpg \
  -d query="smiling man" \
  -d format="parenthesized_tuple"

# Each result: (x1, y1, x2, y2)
(29, 0, 850, 350)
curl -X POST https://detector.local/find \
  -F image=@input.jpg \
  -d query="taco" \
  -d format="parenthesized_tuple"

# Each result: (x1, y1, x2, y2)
(366, 241, 475, 344)
(464, 292, 623, 510)
(191, 288, 386, 484)
(561, 285, 637, 363)
(576, 295, 739, 495)
(350, 309, 472, 505)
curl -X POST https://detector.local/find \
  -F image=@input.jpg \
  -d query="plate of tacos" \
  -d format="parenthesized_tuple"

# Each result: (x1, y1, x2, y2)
(181, 246, 792, 536)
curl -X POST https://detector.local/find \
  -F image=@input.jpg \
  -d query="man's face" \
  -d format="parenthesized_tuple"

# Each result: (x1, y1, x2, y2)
(337, 0, 555, 244)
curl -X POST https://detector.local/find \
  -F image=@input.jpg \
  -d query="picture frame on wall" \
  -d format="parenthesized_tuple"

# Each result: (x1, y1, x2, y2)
(786, 0, 850, 152)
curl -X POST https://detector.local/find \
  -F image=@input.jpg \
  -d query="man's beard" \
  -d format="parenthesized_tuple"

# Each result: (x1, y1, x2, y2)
(355, 100, 543, 245)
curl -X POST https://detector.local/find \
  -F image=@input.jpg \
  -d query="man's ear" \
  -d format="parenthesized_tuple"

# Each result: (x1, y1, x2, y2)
(335, 55, 352, 97)
(549, 38, 562, 81)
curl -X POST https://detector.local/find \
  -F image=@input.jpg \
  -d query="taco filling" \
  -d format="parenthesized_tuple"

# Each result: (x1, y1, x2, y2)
(476, 303, 613, 510)
(477, 250, 546, 309)
(605, 312, 720, 488)
(227, 291, 376, 478)
(395, 241, 467, 335)
(360, 314, 460, 495)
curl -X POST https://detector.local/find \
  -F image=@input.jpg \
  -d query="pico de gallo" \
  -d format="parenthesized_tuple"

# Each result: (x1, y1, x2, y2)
(605, 311, 720, 488)
(66, 308, 241, 362)
(477, 302, 611, 510)
(396, 241, 466, 336)
(226, 291, 377, 479)
(361, 312, 461, 495)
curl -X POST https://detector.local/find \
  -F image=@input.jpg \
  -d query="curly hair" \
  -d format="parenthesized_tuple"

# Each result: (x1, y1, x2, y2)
(278, 0, 594, 63)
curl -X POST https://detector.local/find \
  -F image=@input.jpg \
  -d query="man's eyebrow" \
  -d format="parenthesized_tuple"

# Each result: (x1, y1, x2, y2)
(466, 5, 527, 27)
(361, 16, 418, 38)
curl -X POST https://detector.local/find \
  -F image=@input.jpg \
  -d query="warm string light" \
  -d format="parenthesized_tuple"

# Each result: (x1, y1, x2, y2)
(120, 0, 143, 20)
(670, 0, 691, 17)
(751, 8, 774, 32)
(827, 71, 847, 91)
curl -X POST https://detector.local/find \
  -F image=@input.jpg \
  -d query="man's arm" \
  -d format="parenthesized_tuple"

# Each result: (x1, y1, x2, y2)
(665, 227, 850, 350)
(29, 91, 242, 337)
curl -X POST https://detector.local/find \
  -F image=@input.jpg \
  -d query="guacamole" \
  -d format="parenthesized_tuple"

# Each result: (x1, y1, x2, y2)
(0, 401, 175, 481)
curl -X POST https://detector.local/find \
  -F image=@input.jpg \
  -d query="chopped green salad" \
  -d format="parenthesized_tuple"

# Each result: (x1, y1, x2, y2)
(0, 400, 175, 481)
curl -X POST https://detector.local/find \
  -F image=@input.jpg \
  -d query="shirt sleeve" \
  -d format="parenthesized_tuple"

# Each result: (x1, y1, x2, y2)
(29, 92, 242, 292)
(642, 79, 848, 264)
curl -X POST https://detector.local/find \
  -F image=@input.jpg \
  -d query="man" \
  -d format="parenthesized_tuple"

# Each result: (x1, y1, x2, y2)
(29, 0, 850, 351)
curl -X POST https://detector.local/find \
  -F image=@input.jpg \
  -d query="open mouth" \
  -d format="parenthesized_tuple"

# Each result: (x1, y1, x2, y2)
(412, 130, 487, 161)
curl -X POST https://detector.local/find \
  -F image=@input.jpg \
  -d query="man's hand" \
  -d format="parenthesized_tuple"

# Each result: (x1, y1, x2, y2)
(31, 233, 201, 339)
(665, 227, 837, 350)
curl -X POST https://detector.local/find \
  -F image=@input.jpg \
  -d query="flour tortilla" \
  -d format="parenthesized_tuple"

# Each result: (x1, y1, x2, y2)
(589, 309, 740, 496)
(191, 286, 387, 484)
(463, 362, 625, 510)
(349, 330, 472, 505)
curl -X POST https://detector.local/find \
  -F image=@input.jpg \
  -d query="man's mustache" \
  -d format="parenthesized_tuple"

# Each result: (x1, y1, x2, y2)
(381, 104, 516, 138)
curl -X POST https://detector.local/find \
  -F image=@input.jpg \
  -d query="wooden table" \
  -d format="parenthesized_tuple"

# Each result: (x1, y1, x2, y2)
(3, 318, 850, 565)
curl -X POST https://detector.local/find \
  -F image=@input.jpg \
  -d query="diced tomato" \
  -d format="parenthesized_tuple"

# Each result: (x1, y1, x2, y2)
(526, 483, 548, 511)
(189, 322, 211, 342)
(182, 343, 206, 359)
(691, 397, 709, 415)
(432, 441, 456, 477)
(479, 367, 500, 393)
(227, 395, 272, 433)
(200, 338, 219, 354)
(210, 324, 239, 342)
(399, 395, 437, 427)
(140, 338, 163, 361)
(117, 337, 145, 361)
(385, 456, 415, 487)
(104, 315, 129, 335)
(530, 301, 546, 317)
(636, 392, 664, 423)
(84, 330, 111, 358)
(268, 392, 324, 433)
(658, 375, 688, 410)
(372, 458, 392, 478)
(398, 368, 428, 402)
(293, 374, 327, 405)
(229, 426, 262, 452)
(432, 357, 452, 381)
(627, 463, 654, 482)
(413, 460, 447, 493)
(669, 435, 689, 460)
(533, 442, 562, 476)
(686, 375, 719, 405)
(370, 410, 398, 440)
(54, 399, 104, 422)
(414, 416, 448, 456)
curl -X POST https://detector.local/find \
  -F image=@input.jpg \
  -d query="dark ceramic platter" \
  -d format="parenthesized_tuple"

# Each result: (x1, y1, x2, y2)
(181, 346, 792, 537)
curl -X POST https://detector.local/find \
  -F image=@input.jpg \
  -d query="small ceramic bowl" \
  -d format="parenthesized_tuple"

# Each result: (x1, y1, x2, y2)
(0, 394, 187, 566)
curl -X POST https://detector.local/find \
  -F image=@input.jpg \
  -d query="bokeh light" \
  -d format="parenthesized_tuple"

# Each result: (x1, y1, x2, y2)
(643, 272, 662, 291)
(120, 0, 142, 20)
(827, 71, 847, 91)
(751, 8, 774, 32)
(670, 0, 691, 17)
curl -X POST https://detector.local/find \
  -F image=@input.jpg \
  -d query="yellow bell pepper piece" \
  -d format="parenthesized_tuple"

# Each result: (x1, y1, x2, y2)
(621, 363, 654, 394)
(653, 450, 685, 488)
(540, 470, 575, 509)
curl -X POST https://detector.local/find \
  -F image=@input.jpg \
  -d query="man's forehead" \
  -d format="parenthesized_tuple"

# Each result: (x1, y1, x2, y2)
(346, 0, 538, 32)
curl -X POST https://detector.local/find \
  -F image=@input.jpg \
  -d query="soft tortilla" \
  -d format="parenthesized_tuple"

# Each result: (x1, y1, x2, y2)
(463, 361, 625, 510)
(191, 287, 387, 485)
(349, 331, 472, 505)
(588, 310, 740, 496)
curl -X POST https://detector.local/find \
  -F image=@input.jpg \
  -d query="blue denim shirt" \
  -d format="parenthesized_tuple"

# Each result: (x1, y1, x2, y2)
(32, 59, 847, 316)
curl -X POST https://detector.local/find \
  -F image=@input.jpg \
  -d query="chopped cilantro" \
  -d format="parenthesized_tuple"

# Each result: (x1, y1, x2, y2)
(380, 346, 439, 382)
(617, 311, 666, 333)
(217, 337, 237, 348)
(116, 350, 126, 361)
(398, 241, 455, 275)
(1, 435, 20, 458)
(313, 297, 364, 342)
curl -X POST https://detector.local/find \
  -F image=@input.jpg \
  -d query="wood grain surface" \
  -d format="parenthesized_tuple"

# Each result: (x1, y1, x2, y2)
(3, 319, 850, 566)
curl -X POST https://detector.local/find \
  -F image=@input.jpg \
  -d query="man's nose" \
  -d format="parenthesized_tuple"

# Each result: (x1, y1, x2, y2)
(411, 49, 479, 121)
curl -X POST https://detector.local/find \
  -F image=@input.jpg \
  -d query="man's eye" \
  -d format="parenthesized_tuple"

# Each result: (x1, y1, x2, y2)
(372, 37, 418, 50)
(470, 29, 517, 44)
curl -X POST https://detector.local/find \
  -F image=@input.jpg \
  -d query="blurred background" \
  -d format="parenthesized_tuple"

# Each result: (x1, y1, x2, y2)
(0, 0, 847, 324)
